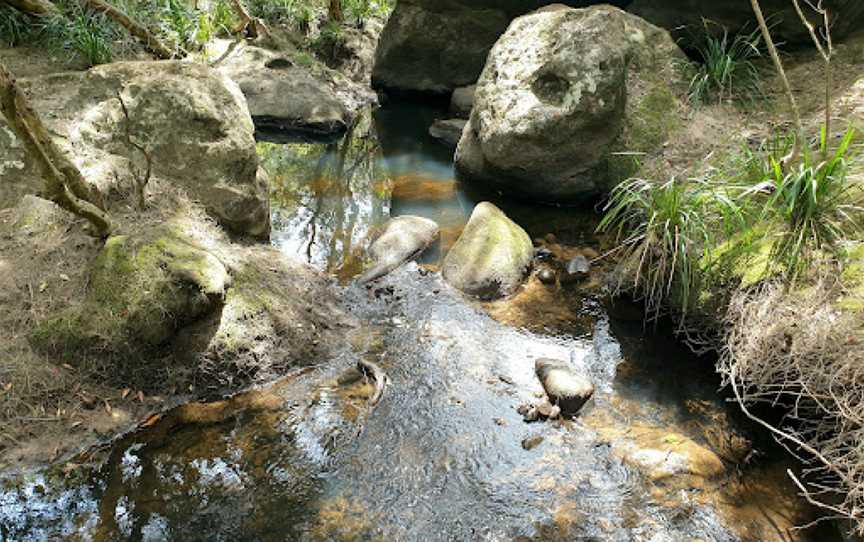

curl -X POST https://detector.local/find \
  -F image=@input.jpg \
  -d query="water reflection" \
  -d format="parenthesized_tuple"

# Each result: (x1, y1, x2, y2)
(264, 102, 474, 280)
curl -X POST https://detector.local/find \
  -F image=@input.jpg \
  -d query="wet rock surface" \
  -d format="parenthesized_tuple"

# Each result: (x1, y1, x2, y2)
(358, 215, 440, 284)
(535, 358, 595, 416)
(442, 202, 533, 299)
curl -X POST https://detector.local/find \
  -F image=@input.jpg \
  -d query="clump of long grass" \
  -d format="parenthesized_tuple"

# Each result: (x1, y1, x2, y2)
(685, 21, 762, 104)
(597, 177, 745, 319)
(762, 127, 863, 278)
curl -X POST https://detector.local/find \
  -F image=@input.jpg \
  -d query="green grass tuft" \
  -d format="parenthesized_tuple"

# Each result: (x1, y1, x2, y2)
(685, 21, 762, 105)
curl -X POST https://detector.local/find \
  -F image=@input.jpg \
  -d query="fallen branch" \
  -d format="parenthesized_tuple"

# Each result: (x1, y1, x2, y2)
(2, 0, 59, 16)
(0, 62, 111, 237)
(117, 92, 152, 210)
(79, 0, 179, 60)
(228, 0, 271, 40)
(749, 0, 803, 167)
(792, 0, 834, 157)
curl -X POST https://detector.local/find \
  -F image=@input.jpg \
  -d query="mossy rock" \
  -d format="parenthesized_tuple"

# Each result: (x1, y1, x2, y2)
(442, 202, 533, 299)
(31, 227, 230, 355)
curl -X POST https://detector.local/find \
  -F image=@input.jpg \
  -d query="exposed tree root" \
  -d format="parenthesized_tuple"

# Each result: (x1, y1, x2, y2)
(0, 62, 111, 237)
(719, 281, 864, 534)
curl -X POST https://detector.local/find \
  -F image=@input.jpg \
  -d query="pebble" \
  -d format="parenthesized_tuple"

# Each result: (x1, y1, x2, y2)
(522, 435, 544, 450)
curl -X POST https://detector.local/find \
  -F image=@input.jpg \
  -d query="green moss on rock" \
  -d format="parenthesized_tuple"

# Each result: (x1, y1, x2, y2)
(30, 227, 229, 355)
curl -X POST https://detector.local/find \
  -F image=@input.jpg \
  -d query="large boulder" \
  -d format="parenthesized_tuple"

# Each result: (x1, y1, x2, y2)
(442, 202, 533, 299)
(214, 42, 351, 140)
(0, 61, 269, 237)
(372, 0, 624, 94)
(630, 0, 864, 47)
(455, 5, 685, 201)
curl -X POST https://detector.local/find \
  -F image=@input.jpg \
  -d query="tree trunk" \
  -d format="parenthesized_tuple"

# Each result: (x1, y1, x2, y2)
(79, 0, 178, 59)
(0, 63, 112, 237)
(1, 0, 59, 16)
(328, 0, 343, 22)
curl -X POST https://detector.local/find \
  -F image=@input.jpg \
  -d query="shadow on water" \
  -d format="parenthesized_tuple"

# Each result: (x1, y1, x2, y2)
(0, 101, 845, 541)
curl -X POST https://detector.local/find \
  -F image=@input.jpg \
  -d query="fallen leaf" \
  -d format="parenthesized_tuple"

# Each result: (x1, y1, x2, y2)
(59, 274, 70, 281)
(121, 388, 130, 399)
(70, 421, 83, 429)
(104, 400, 112, 414)
(141, 413, 161, 428)
(62, 363, 74, 371)
(137, 391, 145, 403)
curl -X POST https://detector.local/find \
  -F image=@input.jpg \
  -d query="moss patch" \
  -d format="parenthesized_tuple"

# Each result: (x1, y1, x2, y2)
(30, 227, 229, 356)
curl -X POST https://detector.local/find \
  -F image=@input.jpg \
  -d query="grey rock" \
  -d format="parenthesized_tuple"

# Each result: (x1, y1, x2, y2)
(455, 5, 685, 202)
(429, 119, 468, 148)
(358, 216, 440, 284)
(372, 0, 626, 94)
(535, 358, 594, 416)
(0, 61, 269, 236)
(216, 43, 349, 139)
(449, 85, 476, 118)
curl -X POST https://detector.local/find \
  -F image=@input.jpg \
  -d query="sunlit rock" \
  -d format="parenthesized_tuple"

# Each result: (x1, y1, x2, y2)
(0, 61, 269, 236)
(358, 215, 440, 284)
(535, 358, 595, 416)
(456, 5, 685, 201)
(442, 202, 533, 299)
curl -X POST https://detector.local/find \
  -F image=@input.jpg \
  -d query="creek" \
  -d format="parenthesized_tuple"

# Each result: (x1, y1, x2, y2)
(0, 101, 842, 542)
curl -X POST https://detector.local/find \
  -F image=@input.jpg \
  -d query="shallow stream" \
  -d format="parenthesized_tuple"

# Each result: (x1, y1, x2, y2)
(0, 102, 842, 541)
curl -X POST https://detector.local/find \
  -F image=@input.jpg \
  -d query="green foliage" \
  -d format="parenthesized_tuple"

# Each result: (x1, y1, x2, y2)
(313, 20, 344, 59)
(597, 177, 745, 318)
(685, 22, 762, 104)
(762, 127, 863, 279)
(0, 6, 30, 47)
(67, 7, 117, 66)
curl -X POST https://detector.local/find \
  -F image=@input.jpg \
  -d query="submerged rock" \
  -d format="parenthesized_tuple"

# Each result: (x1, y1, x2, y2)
(442, 202, 533, 299)
(0, 61, 269, 236)
(562, 255, 591, 283)
(449, 85, 476, 118)
(522, 435, 545, 450)
(428, 119, 467, 148)
(535, 358, 594, 416)
(358, 215, 440, 284)
(455, 5, 685, 202)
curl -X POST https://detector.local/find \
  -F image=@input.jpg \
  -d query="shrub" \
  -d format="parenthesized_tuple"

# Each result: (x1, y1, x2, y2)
(597, 177, 745, 319)
(761, 127, 863, 279)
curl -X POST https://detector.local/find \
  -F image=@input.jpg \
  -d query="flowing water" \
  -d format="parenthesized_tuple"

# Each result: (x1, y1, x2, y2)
(0, 102, 843, 541)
